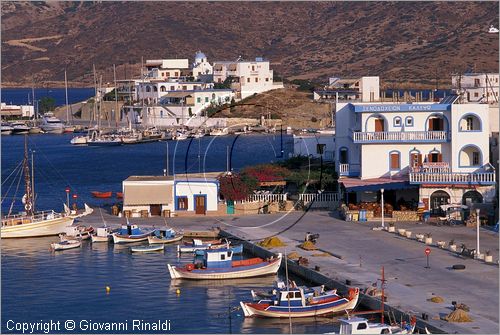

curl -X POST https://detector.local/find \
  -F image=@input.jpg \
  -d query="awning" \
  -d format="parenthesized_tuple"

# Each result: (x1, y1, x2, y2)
(124, 184, 172, 205)
(340, 177, 416, 192)
(164, 92, 193, 98)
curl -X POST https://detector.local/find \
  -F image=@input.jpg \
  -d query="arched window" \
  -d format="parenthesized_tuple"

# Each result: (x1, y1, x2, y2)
(389, 151, 400, 170)
(459, 114, 482, 131)
(160, 86, 166, 92)
(462, 190, 483, 205)
(459, 145, 482, 167)
(153, 86, 158, 92)
(393, 116, 402, 127)
(405, 116, 414, 127)
(146, 86, 151, 92)
(427, 149, 442, 163)
(409, 149, 422, 168)
(430, 190, 450, 215)
(365, 114, 387, 132)
(426, 114, 447, 131)
(339, 147, 348, 164)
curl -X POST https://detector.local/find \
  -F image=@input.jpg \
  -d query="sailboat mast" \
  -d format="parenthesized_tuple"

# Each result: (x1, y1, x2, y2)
(31, 149, 35, 212)
(23, 136, 34, 216)
(113, 64, 119, 128)
(65, 69, 70, 124)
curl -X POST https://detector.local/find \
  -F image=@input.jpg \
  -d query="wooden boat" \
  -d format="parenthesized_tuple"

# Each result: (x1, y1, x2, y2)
(167, 250, 282, 280)
(51, 239, 81, 251)
(91, 191, 113, 198)
(91, 227, 114, 243)
(60, 225, 94, 240)
(194, 243, 243, 256)
(116, 192, 123, 199)
(112, 224, 155, 244)
(178, 238, 223, 253)
(1, 137, 74, 238)
(148, 228, 183, 244)
(250, 280, 326, 301)
(130, 244, 165, 253)
(240, 286, 359, 318)
(338, 316, 416, 334)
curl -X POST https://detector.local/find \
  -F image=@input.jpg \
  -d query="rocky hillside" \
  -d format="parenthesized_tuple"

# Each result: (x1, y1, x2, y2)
(2, 1, 498, 87)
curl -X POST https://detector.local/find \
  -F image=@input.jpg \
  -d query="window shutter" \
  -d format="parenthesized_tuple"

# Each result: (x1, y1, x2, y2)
(437, 153, 442, 162)
(390, 153, 400, 169)
(428, 119, 433, 131)
(438, 118, 444, 130)
(417, 154, 422, 165)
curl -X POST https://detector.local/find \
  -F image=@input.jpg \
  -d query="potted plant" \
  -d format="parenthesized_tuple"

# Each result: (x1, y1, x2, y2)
(405, 230, 412, 238)
(449, 239, 457, 252)
(485, 250, 493, 263)
(398, 228, 406, 236)
(437, 240, 446, 248)
(424, 233, 433, 245)
(416, 233, 425, 242)
(388, 222, 396, 233)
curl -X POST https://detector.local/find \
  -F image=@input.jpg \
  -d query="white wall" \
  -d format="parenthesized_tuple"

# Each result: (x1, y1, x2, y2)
(360, 77, 380, 102)
(175, 181, 219, 211)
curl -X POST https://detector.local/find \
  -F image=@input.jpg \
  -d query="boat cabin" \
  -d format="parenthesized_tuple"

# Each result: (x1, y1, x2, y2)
(120, 224, 141, 235)
(96, 227, 112, 237)
(339, 317, 390, 334)
(155, 228, 175, 238)
(275, 289, 305, 306)
(203, 249, 234, 268)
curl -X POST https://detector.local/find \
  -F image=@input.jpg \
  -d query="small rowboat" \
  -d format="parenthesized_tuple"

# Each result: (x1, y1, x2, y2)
(116, 192, 123, 199)
(240, 286, 359, 318)
(168, 250, 282, 280)
(61, 225, 94, 240)
(51, 239, 81, 251)
(194, 243, 243, 256)
(91, 191, 113, 198)
(130, 245, 165, 253)
(112, 224, 155, 244)
(178, 238, 224, 253)
(148, 228, 183, 244)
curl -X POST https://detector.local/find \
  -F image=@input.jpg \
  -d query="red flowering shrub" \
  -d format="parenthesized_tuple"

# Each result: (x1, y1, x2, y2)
(218, 173, 258, 201)
(242, 164, 290, 183)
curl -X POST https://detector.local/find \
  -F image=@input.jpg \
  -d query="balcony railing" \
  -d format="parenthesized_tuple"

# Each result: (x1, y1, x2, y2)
(409, 171, 496, 185)
(351, 130, 450, 143)
(339, 163, 360, 177)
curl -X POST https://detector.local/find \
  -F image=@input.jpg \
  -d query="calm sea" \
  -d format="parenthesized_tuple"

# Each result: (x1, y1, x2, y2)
(2, 134, 340, 334)
(1, 88, 95, 107)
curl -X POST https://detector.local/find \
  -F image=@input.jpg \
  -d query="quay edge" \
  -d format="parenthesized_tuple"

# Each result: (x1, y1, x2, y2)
(219, 229, 447, 334)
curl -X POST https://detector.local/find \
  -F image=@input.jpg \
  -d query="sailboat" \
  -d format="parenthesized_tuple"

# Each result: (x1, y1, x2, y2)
(1, 136, 74, 238)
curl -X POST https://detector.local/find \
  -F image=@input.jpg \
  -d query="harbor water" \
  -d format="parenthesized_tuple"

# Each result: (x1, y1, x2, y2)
(1, 134, 342, 333)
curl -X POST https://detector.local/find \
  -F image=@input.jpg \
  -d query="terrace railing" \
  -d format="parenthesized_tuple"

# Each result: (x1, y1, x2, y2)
(351, 130, 450, 143)
(409, 171, 496, 185)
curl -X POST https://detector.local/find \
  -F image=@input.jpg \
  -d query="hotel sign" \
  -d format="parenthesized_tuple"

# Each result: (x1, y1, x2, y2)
(353, 104, 451, 113)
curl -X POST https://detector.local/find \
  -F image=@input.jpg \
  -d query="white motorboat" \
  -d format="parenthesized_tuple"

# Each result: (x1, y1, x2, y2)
(10, 121, 31, 135)
(130, 244, 165, 253)
(209, 128, 229, 136)
(1, 122, 13, 135)
(70, 135, 89, 145)
(337, 316, 416, 334)
(41, 112, 64, 134)
(91, 227, 114, 242)
(51, 239, 81, 251)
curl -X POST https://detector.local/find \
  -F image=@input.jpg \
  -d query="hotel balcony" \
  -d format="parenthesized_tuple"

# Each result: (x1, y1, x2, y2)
(409, 163, 496, 185)
(351, 130, 450, 143)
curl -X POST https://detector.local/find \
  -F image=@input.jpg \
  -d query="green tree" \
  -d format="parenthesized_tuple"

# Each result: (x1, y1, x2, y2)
(39, 97, 56, 113)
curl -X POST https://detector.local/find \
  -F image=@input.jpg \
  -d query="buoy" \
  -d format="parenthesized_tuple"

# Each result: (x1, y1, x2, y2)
(176, 289, 181, 295)
(106, 286, 111, 294)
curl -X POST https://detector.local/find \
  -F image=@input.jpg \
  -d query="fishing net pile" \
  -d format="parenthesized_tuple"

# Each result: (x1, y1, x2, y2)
(444, 304, 473, 322)
(298, 241, 318, 250)
(287, 251, 300, 260)
(428, 296, 444, 303)
(258, 236, 286, 248)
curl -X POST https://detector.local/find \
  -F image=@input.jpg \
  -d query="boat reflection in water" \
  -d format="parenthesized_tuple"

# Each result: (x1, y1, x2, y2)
(240, 315, 341, 334)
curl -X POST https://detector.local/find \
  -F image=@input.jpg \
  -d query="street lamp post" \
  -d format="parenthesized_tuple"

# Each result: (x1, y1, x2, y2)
(65, 187, 70, 209)
(476, 208, 480, 258)
(72, 194, 78, 211)
(381, 188, 385, 228)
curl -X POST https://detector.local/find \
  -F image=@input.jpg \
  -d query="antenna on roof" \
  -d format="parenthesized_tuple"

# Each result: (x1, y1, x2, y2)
(236, 55, 243, 62)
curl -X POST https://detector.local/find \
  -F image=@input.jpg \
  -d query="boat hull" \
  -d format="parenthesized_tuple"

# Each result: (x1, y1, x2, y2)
(87, 140, 122, 147)
(167, 254, 282, 280)
(1, 216, 74, 238)
(148, 234, 183, 244)
(41, 126, 64, 134)
(91, 191, 113, 198)
(91, 235, 111, 243)
(131, 245, 164, 252)
(51, 240, 81, 251)
(240, 290, 359, 318)
(112, 232, 153, 244)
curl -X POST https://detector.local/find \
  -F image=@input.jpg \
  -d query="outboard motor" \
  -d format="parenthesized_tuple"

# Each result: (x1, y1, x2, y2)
(305, 232, 320, 244)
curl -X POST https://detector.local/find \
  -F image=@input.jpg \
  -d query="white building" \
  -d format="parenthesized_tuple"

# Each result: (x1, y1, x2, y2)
(314, 76, 380, 102)
(174, 173, 222, 214)
(213, 57, 283, 99)
(335, 95, 496, 214)
(452, 73, 499, 104)
(292, 134, 335, 161)
(122, 176, 174, 217)
(1, 103, 35, 118)
(191, 51, 213, 82)
(145, 58, 190, 80)
(136, 81, 214, 104)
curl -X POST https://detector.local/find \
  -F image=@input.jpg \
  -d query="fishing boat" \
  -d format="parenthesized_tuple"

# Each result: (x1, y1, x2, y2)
(112, 224, 156, 244)
(1, 137, 75, 238)
(239, 285, 359, 318)
(130, 244, 165, 253)
(337, 316, 416, 334)
(116, 192, 123, 199)
(91, 191, 113, 198)
(60, 225, 94, 240)
(91, 227, 114, 242)
(177, 238, 223, 253)
(51, 239, 81, 251)
(70, 135, 89, 145)
(40, 112, 64, 134)
(148, 228, 183, 244)
(194, 243, 243, 256)
(250, 280, 326, 301)
(87, 134, 122, 146)
(1, 122, 13, 135)
(167, 249, 282, 280)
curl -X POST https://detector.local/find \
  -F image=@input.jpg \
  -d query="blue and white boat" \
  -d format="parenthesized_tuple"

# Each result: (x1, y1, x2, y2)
(148, 228, 183, 244)
(240, 285, 359, 318)
(177, 238, 223, 253)
(112, 224, 155, 244)
(194, 243, 243, 256)
(167, 249, 282, 280)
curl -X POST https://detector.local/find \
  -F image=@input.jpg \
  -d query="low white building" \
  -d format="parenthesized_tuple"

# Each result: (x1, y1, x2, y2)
(313, 76, 380, 102)
(292, 134, 335, 161)
(145, 58, 190, 80)
(452, 73, 499, 104)
(136, 81, 214, 104)
(213, 57, 283, 99)
(336, 91, 496, 215)
(174, 172, 222, 215)
(1, 103, 35, 118)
